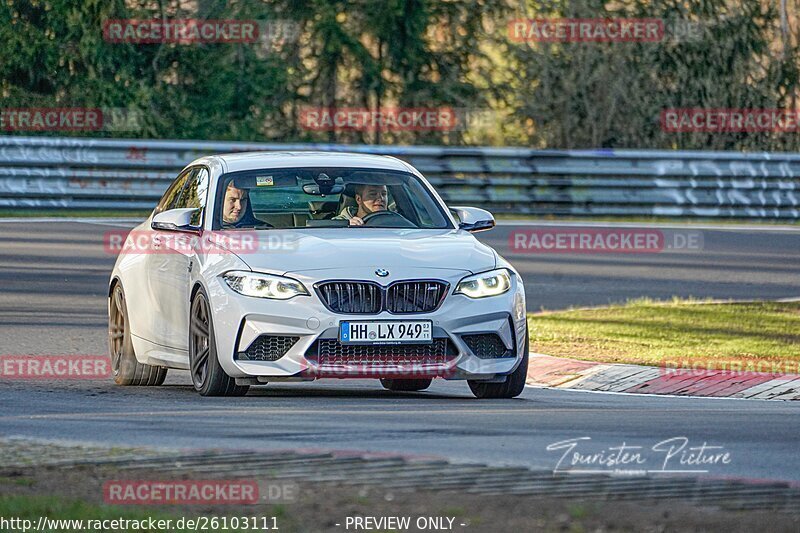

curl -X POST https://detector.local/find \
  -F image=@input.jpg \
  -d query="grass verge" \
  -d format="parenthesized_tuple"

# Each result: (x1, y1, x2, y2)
(528, 298, 800, 368)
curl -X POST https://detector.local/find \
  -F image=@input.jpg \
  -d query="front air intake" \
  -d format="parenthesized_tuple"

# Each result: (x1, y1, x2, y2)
(236, 335, 300, 361)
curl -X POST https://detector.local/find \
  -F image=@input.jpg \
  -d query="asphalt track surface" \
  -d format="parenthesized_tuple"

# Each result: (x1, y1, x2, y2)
(0, 220, 799, 483)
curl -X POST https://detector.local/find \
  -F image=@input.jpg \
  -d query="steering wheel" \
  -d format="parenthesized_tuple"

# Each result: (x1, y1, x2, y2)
(361, 210, 416, 228)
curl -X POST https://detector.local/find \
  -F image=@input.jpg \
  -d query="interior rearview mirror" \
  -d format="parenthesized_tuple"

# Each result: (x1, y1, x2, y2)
(304, 173, 345, 195)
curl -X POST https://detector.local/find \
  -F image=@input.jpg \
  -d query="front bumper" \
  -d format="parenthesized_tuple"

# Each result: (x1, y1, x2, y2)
(207, 267, 527, 380)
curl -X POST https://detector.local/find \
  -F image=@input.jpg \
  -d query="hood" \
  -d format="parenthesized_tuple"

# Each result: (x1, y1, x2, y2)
(217, 228, 496, 275)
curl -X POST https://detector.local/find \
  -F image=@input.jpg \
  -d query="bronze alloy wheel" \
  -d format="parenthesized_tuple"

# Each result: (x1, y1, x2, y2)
(108, 283, 167, 386)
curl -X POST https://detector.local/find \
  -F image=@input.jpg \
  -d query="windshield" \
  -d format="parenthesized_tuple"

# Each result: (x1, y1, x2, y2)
(213, 167, 452, 230)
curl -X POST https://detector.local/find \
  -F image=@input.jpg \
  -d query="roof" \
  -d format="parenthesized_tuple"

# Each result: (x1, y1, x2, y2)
(212, 151, 411, 173)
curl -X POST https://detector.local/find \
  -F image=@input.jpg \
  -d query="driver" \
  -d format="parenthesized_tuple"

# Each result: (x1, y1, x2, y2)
(221, 182, 263, 228)
(333, 184, 389, 226)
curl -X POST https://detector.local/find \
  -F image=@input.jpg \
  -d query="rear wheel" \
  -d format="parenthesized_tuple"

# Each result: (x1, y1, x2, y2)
(189, 288, 249, 397)
(108, 283, 167, 386)
(380, 378, 432, 392)
(468, 328, 529, 399)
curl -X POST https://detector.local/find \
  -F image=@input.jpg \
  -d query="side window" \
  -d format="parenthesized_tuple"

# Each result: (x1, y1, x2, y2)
(154, 168, 195, 215)
(175, 167, 210, 226)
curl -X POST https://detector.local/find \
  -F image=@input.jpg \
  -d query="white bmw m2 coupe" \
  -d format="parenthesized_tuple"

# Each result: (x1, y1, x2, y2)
(108, 152, 528, 398)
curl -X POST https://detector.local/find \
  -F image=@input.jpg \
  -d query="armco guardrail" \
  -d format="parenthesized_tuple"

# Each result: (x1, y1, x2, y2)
(1, 136, 799, 218)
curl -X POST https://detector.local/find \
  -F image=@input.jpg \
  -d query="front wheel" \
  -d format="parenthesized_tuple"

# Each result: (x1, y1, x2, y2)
(189, 288, 249, 397)
(468, 329, 529, 399)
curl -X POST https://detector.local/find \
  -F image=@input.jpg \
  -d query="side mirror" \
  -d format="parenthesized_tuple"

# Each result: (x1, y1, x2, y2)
(151, 208, 201, 233)
(450, 206, 495, 233)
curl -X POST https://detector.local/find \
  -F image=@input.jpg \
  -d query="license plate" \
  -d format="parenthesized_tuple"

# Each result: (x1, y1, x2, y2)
(339, 320, 432, 344)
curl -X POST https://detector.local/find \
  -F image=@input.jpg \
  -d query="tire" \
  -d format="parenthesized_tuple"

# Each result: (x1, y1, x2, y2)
(380, 378, 432, 392)
(468, 328, 529, 399)
(189, 288, 249, 397)
(109, 283, 167, 386)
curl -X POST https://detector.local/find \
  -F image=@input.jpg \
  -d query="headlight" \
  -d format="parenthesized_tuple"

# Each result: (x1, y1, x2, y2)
(455, 268, 511, 299)
(222, 271, 309, 300)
